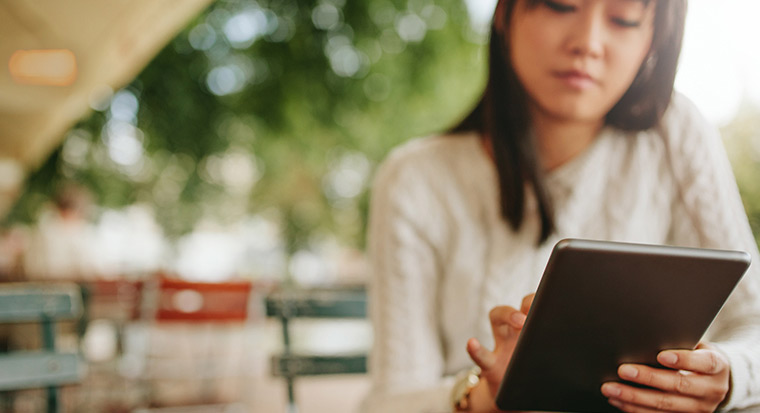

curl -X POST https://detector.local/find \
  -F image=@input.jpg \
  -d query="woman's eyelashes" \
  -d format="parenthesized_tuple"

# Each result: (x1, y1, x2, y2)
(611, 17, 642, 28)
(543, 0, 576, 13)
(542, 0, 643, 28)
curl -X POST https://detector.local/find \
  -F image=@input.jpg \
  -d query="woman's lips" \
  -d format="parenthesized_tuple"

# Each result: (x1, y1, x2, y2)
(554, 70, 597, 90)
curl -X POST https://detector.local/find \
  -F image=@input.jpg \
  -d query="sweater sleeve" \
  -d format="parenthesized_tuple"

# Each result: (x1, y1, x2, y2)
(664, 94, 760, 410)
(360, 146, 457, 413)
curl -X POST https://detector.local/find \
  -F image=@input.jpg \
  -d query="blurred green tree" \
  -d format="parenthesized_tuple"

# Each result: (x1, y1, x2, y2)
(721, 101, 760, 246)
(5, 0, 487, 255)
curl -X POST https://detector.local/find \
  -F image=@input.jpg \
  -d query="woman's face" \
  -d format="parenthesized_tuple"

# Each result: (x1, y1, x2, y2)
(508, 0, 656, 124)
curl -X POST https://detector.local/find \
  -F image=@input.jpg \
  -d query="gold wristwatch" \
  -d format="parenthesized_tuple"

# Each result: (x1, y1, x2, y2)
(450, 366, 481, 411)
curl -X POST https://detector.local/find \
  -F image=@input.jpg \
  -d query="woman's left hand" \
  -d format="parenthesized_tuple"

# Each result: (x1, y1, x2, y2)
(601, 342, 730, 412)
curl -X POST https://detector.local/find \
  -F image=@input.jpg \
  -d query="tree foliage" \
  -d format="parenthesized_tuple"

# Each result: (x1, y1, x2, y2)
(6, 0, 487, 253)
(721, 102, 760, 246)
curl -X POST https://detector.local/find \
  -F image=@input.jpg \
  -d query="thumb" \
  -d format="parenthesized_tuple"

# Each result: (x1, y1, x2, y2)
(696, 342, 713, 350)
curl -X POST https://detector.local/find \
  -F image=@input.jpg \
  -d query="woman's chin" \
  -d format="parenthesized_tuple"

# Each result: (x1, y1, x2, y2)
(536, 103, 609, 124)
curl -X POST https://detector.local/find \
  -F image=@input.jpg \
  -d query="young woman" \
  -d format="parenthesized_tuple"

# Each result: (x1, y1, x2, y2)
(362, 0, 760, 412)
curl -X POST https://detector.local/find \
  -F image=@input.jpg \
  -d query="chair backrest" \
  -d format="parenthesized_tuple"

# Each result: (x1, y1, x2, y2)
(81, 279, 144, 322)
(266, 286, 368, 374)
(0, 282, 83, 412)
(153, 277, 253, 323)
(0, 283, 82, 323)
(265, 287, 366, 320)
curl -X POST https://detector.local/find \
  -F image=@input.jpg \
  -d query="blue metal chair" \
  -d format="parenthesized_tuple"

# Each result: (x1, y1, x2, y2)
(266, 286, 368, 413)
(0, 283, 83, 413)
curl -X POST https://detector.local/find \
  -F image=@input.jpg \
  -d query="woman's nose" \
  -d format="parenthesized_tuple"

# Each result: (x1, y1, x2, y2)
(566, 10, 606, 58)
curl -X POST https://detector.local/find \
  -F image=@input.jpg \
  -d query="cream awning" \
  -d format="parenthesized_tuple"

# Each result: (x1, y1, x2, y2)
(0, 0, 214, 216)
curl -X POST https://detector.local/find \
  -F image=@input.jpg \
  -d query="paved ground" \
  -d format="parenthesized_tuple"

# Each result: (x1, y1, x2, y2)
(3, 374, 371, 412)
(250, 375, 371, 413)
(1, 318, 372, 412)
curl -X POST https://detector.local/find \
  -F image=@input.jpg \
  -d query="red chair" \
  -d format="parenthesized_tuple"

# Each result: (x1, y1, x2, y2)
(134, 274, 258, 410)
(84, 279, 144, 322)
(154, 277, 252, 323)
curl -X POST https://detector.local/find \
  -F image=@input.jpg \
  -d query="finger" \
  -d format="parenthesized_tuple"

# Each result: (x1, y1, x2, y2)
(520, 293, 536, 315)
(488, 306, 526, 336)
(608, 397, 666, 413)
(601, 382, 703, 412)
(466, 337, 496, 370)
(608, 397, 677, 413)
(613, 363, 723, 399)
(657, 347, 729, 376)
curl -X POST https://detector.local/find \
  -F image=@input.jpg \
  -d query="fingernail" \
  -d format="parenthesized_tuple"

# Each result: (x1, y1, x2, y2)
(609, 398, 623, 408)
(510, 311, 526, 325)
(619, 365, 638, 379)
(659, 352, 678, 365)
(601, 383, 621, 397)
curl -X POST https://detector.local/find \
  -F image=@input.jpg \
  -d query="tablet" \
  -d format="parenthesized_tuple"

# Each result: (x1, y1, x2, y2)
(494, 238, 751, 413)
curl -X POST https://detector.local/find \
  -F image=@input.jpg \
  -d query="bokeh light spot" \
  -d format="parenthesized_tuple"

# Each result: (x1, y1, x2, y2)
(395, 13, 427, 43)
(312, 3, 342, 30)
(110, 90, 139, 123)
(188, 23, 217, 51)
(224, 9, 271, 48)
(104, 121, 144, 167)
(206, 65, 247, 96)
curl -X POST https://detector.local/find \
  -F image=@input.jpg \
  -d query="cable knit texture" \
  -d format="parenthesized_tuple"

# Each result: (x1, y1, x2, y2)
(362, 93, 760, 413)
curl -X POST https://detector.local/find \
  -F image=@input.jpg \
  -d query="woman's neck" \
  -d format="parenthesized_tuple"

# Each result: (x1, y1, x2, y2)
(478, 112, 605, 170)
(532, 113, 603, 172)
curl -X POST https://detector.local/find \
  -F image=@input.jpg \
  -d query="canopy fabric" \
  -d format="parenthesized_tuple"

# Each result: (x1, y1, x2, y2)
(0, 0, 214, 217)
(0, 0, 213, 168)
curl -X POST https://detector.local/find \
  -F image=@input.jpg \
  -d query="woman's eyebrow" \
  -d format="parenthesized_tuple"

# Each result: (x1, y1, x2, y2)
(610, 0, 652, 11)
(612, 0, 650, 5)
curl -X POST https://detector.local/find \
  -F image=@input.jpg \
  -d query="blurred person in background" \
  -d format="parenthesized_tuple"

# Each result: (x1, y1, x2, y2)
(0, 227, 26, 282)
(364, 0, 760, 412)
(0, 184, 99, 354)
(22, 183, 101, 281)
(0, 159, 25, 282)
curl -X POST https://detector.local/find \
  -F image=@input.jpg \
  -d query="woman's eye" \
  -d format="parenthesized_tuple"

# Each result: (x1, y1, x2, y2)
(611, 17, 642, 28)
(543, 0, 576, 13)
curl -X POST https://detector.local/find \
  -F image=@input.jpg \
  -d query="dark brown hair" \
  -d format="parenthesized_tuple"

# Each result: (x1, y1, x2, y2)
(453, 0, 687, 244)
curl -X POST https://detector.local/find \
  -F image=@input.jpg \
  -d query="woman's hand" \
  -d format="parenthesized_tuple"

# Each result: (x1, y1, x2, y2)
(467, 294, 535, 397)
(601, 342, 730, 412)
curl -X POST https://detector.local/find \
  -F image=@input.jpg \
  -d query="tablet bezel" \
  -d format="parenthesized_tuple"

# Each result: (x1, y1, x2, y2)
(494, 238, 750, 413)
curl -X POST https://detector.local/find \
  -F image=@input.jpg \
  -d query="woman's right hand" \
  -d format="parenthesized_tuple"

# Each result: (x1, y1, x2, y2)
(466, 294, 535, 401)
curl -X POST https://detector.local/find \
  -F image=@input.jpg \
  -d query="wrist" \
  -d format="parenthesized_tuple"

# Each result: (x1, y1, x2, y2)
(468, 378, 501, 413)
(451, 366, 502, 413)
(451, 366, 481, 411)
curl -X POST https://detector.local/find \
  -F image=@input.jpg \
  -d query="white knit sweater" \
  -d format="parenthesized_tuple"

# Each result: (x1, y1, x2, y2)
(362, 93, 760, 412)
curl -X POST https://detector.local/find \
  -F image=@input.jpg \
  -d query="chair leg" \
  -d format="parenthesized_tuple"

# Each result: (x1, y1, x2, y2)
(281, 315, 298, 412)
(286, 376, 298, 413)
(42, 319, 60, 413)
(1, 391, 14, 412)
(47, 386, 59, 413)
